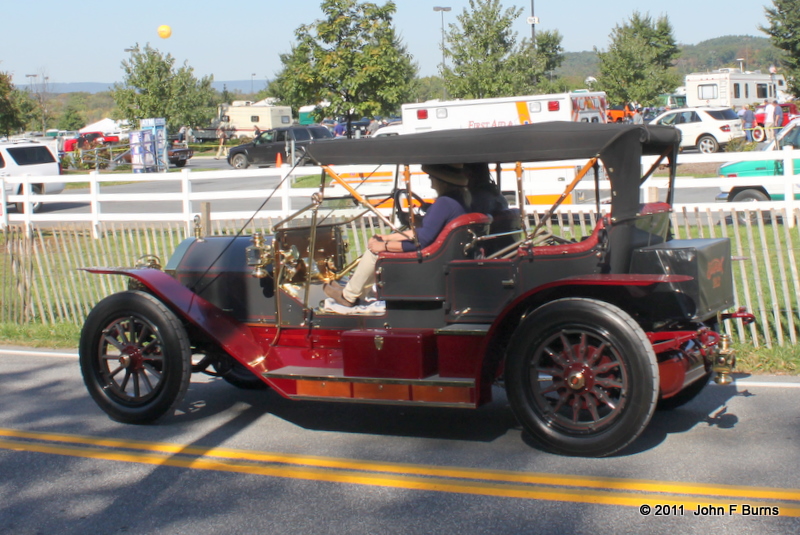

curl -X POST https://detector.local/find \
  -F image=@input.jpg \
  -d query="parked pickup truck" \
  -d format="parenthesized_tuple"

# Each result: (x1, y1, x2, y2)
(607, 103, 636, 123)
(717, 116, 800, 202)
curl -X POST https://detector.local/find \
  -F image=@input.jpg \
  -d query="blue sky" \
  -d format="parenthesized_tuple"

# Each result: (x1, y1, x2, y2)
(0, 0, 774, 86)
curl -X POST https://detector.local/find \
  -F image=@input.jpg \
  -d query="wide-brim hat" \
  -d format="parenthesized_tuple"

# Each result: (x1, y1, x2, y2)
(421, 163, 468, 187)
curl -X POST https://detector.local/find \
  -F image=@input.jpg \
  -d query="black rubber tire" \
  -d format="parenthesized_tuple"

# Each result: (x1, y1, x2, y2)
(15, 184, 43, 213)
(292, 148, 310, 167)
(231, 153, 249, 169)
(505, 298, 659, 457)
(697, 135, 719, 154)
(216, 355, 268, 390)
(79, 291, 192, 423)
(174, 160, 187, 168)
(731, 189, 770, 225)
(752, 126, 765, 143)
(657, 372, 711, 411)
(731, 189, 769, 203)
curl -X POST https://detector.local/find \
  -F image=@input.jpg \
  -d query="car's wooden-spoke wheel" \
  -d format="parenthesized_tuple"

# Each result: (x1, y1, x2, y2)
(529, 329, 628, 432)
(80, 291, 191, 423)
(506, 298, 658, 457)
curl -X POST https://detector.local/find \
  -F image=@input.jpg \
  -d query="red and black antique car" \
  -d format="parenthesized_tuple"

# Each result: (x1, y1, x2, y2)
(79, 122, 749, 457)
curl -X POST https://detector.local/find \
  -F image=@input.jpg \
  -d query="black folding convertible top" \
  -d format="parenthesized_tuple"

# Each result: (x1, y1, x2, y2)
(305, 121, 680, 167)
(305, 121, 681, 219)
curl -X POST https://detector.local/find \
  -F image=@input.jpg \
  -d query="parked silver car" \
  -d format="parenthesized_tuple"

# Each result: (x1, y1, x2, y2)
(1, 139, 64, 213)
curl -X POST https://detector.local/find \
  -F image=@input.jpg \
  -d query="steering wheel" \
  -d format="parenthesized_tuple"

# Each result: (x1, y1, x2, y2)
(393, 189, 431, 227)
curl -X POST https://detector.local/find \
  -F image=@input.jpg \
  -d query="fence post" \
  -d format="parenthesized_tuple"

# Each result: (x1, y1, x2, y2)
(0, 177, 7, 229)
(89, 170, 101, 239)
(281, 168, 291, 217)
(783, 146, 796, 228)
(181, 168, 193, 235)
(646, 186, 659, 203)
(200, 202, 211, 237)
(18, 175, 33, 238)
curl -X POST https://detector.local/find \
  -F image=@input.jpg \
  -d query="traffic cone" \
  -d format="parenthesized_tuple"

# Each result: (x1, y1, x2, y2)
(276, 152, 283, 167)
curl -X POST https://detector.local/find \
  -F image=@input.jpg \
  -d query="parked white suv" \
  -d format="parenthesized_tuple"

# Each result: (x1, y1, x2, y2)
(1, 139, 64, 213)
(650, 106, 744, 153)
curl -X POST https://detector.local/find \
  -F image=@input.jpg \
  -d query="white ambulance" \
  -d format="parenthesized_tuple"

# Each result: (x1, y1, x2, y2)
(400, 91, 607, 133)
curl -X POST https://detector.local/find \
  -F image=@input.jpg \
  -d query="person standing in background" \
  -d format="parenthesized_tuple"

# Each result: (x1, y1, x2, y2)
(742, 105, 756, 142)
(215, 126, 228, 160)
(764, 99, 777, 142)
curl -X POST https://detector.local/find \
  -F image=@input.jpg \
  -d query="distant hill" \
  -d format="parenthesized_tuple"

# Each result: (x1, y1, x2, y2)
(555, 35, 782, 85)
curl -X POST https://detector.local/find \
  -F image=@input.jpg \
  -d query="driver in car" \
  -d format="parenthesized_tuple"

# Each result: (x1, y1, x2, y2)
(324, 163, 471, 307)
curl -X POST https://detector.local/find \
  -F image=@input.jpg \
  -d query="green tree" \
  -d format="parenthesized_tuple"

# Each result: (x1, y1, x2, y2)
(442, 1, 565, 99)
(594, 12, 681, 106)
(269, 0, 417, 134)
(112, 44, 217, 132)
(0, 72, 29, 137)
(537, 30, 566, 78)
(762, 0, 800, 97)
(57, 105, 84, 131)
(443, 0, 533, 99)
(411, 76, 446, 102)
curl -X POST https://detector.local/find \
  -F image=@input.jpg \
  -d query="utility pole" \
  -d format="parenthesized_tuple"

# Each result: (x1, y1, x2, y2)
(433, 6, 451, 100)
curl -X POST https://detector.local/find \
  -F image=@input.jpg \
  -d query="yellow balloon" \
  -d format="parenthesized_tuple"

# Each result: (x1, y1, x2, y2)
(157, 25, 172, 39)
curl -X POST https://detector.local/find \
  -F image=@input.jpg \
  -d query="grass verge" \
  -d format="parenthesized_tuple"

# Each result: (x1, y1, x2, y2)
(0, 322, 82, 349)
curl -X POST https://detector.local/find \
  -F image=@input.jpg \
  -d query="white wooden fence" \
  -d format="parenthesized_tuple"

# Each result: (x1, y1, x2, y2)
(3, 149, 800, 232)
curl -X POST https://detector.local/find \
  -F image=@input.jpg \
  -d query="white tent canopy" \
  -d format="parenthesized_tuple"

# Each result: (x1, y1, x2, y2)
(80, 118, 128, 134)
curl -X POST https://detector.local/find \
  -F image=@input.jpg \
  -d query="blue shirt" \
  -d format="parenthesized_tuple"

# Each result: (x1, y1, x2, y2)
(400, 196, 466, 252)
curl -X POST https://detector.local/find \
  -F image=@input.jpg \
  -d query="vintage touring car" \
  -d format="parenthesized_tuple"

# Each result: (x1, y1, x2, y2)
(79, 122, 751, 457)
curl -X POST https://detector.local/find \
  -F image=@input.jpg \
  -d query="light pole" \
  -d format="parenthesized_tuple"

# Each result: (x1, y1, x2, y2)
(433, 6, 451, 100)
(736, 57, 745, 72)
(251, 73, 256, 95)
(25, 75, 37, 132)
(41, 76, 48, 132)
(530, 1, 535, 43)
(526, 2, 539, 50)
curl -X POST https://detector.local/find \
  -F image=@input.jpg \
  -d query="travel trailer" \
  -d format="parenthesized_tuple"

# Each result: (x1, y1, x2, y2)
(685, 68, 787, 109)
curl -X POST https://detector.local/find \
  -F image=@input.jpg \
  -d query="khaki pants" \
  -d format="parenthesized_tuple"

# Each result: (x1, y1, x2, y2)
(766, 122, 776, 142)
(343, 250, 378, 303)
(215, 140, 227, 159)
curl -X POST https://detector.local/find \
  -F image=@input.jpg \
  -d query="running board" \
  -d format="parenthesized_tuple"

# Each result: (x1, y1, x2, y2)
(264, 366, 477, 407)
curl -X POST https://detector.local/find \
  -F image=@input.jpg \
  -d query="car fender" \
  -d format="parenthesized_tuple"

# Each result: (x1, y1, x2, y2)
(81, 267, 266, 368)
(481, 273, 693, 380)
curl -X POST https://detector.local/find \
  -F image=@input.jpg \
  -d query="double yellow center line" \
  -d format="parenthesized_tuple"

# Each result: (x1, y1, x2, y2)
(1, 427, 799, 515)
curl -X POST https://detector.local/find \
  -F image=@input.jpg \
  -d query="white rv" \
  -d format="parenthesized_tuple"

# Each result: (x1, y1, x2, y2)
(400, 91, 607, 134)
(193, 100, 293, 141)
(685, 69, 787, 109)
(218, 100, 293, 138)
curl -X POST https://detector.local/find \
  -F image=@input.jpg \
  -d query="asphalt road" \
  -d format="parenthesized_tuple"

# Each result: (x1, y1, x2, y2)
(1, 347, 799, 534)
